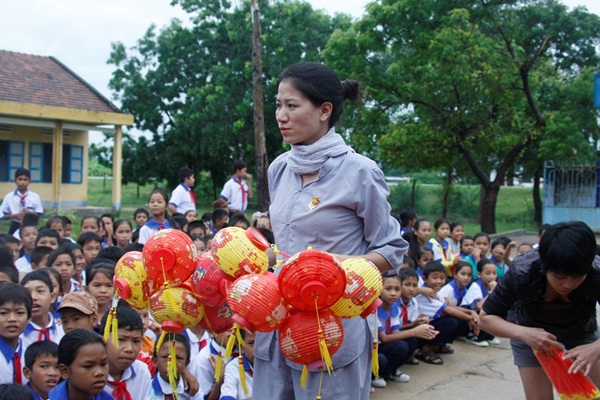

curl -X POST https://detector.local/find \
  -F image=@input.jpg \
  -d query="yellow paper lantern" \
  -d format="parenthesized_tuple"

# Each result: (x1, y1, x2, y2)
(114, 251, 151, 309)
(330, 257, 383, 319)
(212, 227, 269, 279)
(149, 285, 205, 333)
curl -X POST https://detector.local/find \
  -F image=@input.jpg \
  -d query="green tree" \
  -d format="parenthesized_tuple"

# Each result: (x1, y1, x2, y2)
(324, 0, 600, 232)
(108, 0, 351, 203)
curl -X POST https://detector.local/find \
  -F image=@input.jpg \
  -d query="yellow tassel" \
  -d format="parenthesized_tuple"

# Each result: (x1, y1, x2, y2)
(300, 365, 309, 389)
(167, 338, 180, 399)
(156, 331, 167, 358)
(235, 326, 246, 348)
(103, 309, 113, 342)
(224, 324, 238, 360)
(238, 342, 247, 395)
(318, 331, 334, 374)
(111, 308, 119, 348)
(214, 352, 224, 383)
(372, 318, 379, 378)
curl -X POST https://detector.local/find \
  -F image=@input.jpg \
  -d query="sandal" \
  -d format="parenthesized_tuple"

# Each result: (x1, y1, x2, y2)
(406, 357, 419, 365)
(416, 350, 444, 365)
(436, 344, 454, 354)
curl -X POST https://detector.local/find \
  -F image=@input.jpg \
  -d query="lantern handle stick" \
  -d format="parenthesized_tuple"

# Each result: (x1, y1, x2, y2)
(271, 244, 291, 259)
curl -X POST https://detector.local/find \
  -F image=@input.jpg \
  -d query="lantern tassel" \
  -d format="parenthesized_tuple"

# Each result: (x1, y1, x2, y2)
(156, 331, 167, 359)
(238, 340, 248, 395)
(225, 324, 239, 360)
(300, 365, 308, 389)
(372, 318, 379, 378)
(316, 369, 324, 400)
(314, 300, 334, 375)
(103, 297, 120, 347)
(214, 335, 226, 383)
(168, 338, 180, 399)
(270, 244, 291, 259)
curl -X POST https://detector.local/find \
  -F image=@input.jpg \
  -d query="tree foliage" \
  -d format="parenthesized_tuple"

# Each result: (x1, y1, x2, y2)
(323, 0, 600, 232)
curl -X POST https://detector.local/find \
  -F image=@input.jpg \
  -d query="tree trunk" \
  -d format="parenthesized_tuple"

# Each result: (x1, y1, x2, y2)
(533, 167, 543, 225)
(480, 184, 500, 233)
(441, 167, 452, 217)
(251, 0, 269, 211)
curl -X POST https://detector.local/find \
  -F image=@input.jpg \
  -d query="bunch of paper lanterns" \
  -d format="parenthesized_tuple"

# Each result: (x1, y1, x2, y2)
(112, 226, 384, 395)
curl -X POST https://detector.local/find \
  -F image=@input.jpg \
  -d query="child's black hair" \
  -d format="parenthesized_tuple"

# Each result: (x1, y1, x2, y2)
(399, 208, 417, 228)
(0, 265, 18, 283)
(47, 244, 76, 268)
(187, 221, 207, 236)
(418, 245, 434, 259)
(30, 246, 53, 267)
(476, 258, 495, 273)
(58, 329, 105, 367)
(85, 258, 115, 284)
(0, 247, 14, 268)
(131, 230, 140, 244)
(20, 270, 54, 293)
(229, 213, 250, 229)
(413, 218, 429, 231)
(460, 235, 474, 246)
(153, 333, 191, 362)
(178, 167, 194, 183)
(401, 256, 416, 270)
(539, 221, 596, 276)
(0, 234, 19, 247)
(0, 383, 34, 399)
(20, 213, 40, 229)
(133, 208, 150, 219)
(490, 239, 505, 250)
(399, 267, 419, 282)
(449, 222, 463, 232)
(0, 282, 32, 318)
(433, 217, 449, 231)
(81, 216, 101, 228)
(100, 302, 143, 335)
(211, 208, 229, 225)
(100, 213, 114, 223)
(257, 228, 275, 245)
(455, 261, 472, 275)
(77, 232, 102, 248)
(473, 232, 491, 244)
(38, 267, 63, 294)
(170, 214, 187, 231)
(123, 243, 144, 253)
(96, 247, 125, 263)
(233, 160, 246, 174)
(45, 216, 66, 230)
(35, 228, 60, 246)
(422, 261, 445, 277)
(113, 219, 132, 235)
(24, 340, 58, 369)
(14, 168, 30, 180)
(495, 236, 512, 248)
(60, 216, 72, 226)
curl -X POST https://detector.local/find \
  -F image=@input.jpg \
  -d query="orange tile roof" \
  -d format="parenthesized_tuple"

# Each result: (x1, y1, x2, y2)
(0, 50, 122, 114)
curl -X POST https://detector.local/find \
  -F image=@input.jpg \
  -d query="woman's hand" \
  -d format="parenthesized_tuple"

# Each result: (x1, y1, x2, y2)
(563, 341, 600, 376)
(517, 326, 562, 356)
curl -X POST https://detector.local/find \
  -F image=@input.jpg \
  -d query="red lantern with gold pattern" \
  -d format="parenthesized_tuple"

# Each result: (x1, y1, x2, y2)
(198, 302, 234, 334)
(114, 251, 151, 309)
(227, 272, 287, 333)
(189, 252, 231, 307)
(149, 285, 205, 333)
(278, 309, 344, 368)
(212, 227, 270, 279)
(278, 249, 346, 311)
(142, 229, 198, 288)
(330, 257, 383, 319)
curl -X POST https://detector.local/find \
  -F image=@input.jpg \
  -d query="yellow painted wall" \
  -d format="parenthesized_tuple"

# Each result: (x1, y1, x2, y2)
(0, 124, 88, 206)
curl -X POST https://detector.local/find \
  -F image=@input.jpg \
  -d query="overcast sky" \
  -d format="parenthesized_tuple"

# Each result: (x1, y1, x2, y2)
(1, 0, 598, 137)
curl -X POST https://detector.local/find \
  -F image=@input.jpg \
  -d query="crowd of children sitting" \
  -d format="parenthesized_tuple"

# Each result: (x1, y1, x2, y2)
(371, 209, 539, 391)
(0, 169, 540, 399)
(0, 170, 271, 399)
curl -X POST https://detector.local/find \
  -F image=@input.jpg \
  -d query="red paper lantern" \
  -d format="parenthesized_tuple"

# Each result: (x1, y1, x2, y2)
(199, 302, 234, 334)
(279, 309, 344, 368)
(189, 252, 231, 307)
(212, 227, 270, 279)
(228, 272, 287, 333)
(142, 229, 198, 288)
(330, 257, 383, 319)
(114, 251, 151, 309)
(149, 285, 204, 333)
(278, 249, 346, 311)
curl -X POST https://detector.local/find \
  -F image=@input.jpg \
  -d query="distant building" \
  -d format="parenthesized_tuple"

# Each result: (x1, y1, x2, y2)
(543, 161, 600, 229)
(0, 50, 133, 210)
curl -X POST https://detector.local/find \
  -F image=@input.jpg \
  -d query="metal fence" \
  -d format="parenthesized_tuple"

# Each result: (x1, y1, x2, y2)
(544, 162, 600, 208)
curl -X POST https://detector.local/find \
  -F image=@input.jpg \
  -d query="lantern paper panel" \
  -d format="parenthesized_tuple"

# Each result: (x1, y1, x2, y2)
(228, 273, 288, 333)
(142, 229, 198, 288)
(279, 309, 344, 367)
(330, 257, 383, 319)
(212, 227, 269, 279)
(199, 302, 234, 334)
(278, 249, 346, 311)
(150, 285, 205, 333)
(114, 251, 151, 309)
(189, 252, 231, 307)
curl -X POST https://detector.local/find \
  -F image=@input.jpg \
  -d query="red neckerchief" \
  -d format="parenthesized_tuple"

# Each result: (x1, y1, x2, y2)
(399, 304, 409, 325)
(234, 177, 246, 208)
(13, 352, 22, 384)
(107, 379, 132, 400)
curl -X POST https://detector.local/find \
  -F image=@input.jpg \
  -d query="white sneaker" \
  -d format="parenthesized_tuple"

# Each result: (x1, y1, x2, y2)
(371, 377, 387, 388)
(488, 337, 501, 345)
(464, 334, 489, 347)
(390, 371, 410, 383)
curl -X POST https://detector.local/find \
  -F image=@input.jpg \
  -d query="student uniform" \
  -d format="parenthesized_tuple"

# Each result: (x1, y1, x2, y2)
(220, 354, 254, 400)
(490, 256, 508, 278)
(220, 176, 249, 213)
(21, 313, 64, 352)
(415, 287, 464, 347)
(396, 297, 420, 327)
(138, 219, 173, 245)
(428, 238, 455, 277)
(0, 337, 26, 385)
(26, 384, 44, 400)
(188, 339, 229, 399)
(1, 188, 44, 233)
(461, 279, 488, 311)
(438, 280, 467, 306)
(148, 374, 203, 400)
(104, 359, 152, 400)
(183, 328, 209, 361)
(49, 381, 113, 400)
(15, 254, 32, 276)
(170, 183, 197, 214)
(375, 304, 416, 376)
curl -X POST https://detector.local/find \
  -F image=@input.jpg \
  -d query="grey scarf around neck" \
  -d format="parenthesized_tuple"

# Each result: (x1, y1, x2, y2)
(287, 128, 354, 175)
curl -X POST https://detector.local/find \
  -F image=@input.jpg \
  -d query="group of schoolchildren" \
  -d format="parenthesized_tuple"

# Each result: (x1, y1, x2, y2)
(0, 168, 272, 399)
(372, 209, 536, 391)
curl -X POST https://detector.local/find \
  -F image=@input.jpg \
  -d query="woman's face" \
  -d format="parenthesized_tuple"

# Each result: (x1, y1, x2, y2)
(275, 79, 331, 145)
